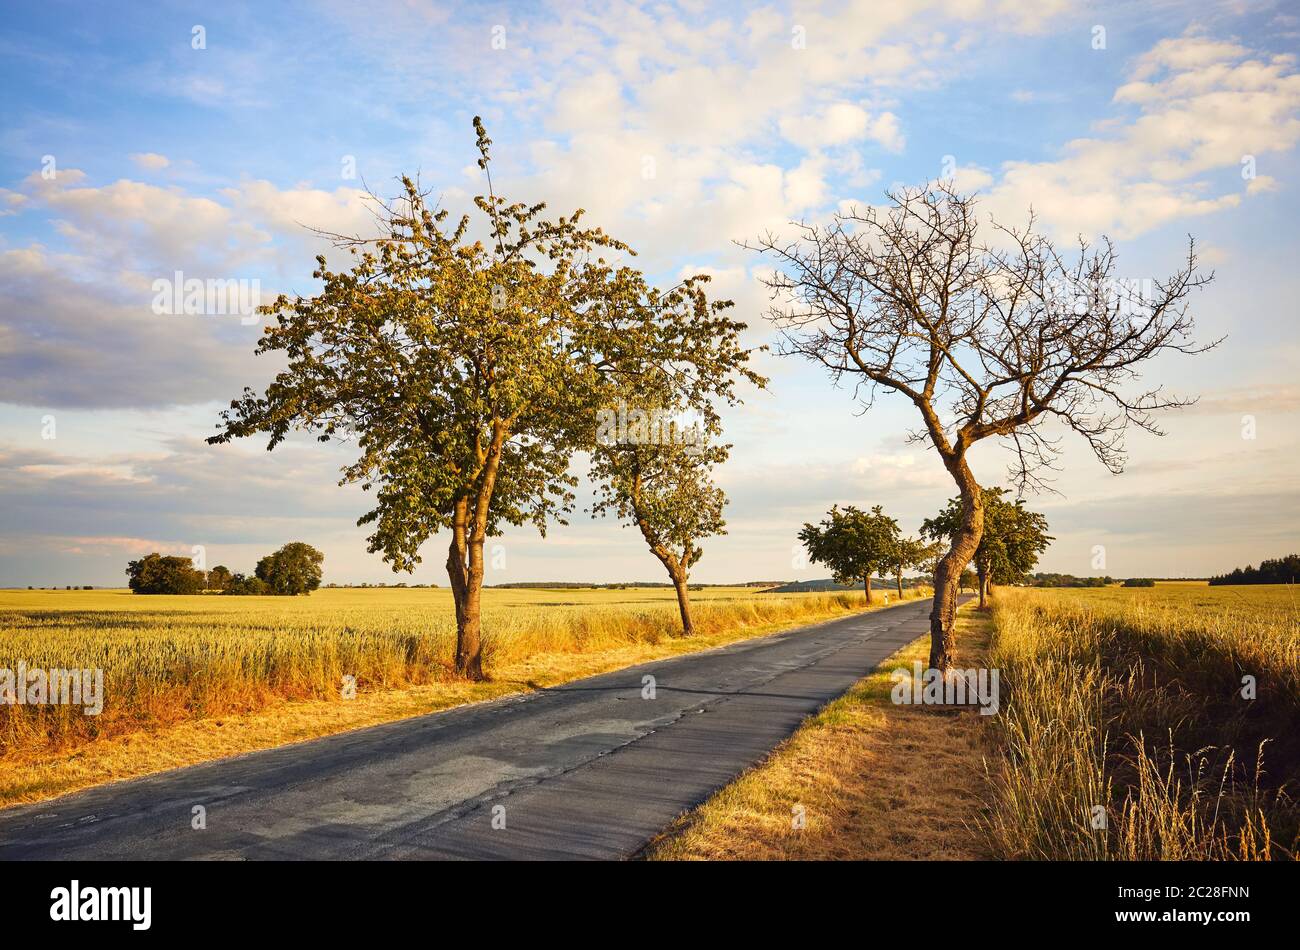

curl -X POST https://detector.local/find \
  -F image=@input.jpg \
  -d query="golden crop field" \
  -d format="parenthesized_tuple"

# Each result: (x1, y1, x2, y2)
(985, 583, 1299, 860)
(0, 585, 911, 756)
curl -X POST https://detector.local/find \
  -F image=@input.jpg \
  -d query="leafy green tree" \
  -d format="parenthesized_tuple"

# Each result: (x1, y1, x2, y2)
(224, 572, 271, 596)
(206, 565, 233, 592)
(1025, 573, 1112, 587)
(923, 487, 1052, 607)
(254, 542, 325, 595)
(918, 539, 945, 581)
(210, 119, 759, 680)
(888, 535, 935, 597)
(126, 553, 206, 595)
(799, 504, 898, 603)
(590, 409, 731, 637)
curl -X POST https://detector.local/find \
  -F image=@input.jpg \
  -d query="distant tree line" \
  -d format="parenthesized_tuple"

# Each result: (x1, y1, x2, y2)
(126, 542, 324, 595)
(1023, 573, 1113, 588)
(324, 581, 440, 589)
(1209, 554, 1299, 586)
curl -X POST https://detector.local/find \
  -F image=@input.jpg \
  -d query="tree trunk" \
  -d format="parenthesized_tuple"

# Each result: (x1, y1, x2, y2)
(444, 421, 506, 683)
(671, 572, 695, 637)
(446, 518, 486, 681)
(447, 501, 488, 680)
(978, 568, 988, 608)
(630, 476, 695, 638)
(863, 574, 873, 605)
(896, 570, 904, 597)
(929, 465, 984, 672)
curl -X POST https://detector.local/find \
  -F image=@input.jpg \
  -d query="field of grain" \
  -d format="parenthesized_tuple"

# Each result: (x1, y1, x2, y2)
(984, 584, 1299, 860)
(0, 585, 898, 756)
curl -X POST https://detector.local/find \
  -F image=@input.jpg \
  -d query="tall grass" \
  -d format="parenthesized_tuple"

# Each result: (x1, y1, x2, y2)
(0, 586, 909, 754)
(983, 585, 1298, 860)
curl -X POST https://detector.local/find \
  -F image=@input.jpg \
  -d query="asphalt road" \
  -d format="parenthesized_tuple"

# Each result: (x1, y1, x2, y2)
(0, 595, 956, 860)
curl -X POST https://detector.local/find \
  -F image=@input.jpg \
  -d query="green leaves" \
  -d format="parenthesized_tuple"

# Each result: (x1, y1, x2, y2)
(892, 535, 940, 576)
(590, 420, 731, 579)
(921, 488, 1052, 584)
(799, 504, 898, 584)
(125, 554, 206, 595)
(254, 542, 325, 595)
(210, 119, 764, 583)
(472, 115, 492, 170)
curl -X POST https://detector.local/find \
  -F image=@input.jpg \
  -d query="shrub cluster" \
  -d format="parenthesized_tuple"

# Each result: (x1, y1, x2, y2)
(126, 542, 324, 596)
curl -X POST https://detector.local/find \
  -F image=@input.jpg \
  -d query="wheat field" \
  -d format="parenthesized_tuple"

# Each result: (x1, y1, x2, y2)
(984, 583, 1299, 860)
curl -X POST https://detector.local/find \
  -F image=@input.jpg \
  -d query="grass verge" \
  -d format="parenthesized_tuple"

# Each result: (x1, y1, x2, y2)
(645, 605, 990, 860)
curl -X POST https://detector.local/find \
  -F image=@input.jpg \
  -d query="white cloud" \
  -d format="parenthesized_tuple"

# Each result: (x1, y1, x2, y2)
(778, 102, 904, 151)
(950, 164, 995, 191)
(980, 30, 1300, 238)
(457, 0, 1073, 262)
(784, 153, 830, 211)
(0, 189, 25, 216)
(21, 171, 271, 276)
(780, 102, 868, 147)
(223, 180, 379, 259)
(129, 152, 170, 171)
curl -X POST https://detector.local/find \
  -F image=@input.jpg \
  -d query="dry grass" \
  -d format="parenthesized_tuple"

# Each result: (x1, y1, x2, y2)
(983, 584, 1299, 861)
(645, 606, 989, 861)
(0, 585, 931, 808)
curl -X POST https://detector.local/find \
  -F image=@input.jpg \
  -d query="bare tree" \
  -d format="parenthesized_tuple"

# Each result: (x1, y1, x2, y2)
(748, 183, 1215, 670)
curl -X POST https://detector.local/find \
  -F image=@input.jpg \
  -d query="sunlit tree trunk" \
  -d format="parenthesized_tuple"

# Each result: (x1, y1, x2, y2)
(929, 463, 984, 671)
(671, 570, 695, 637)
(445, 426, 507, 682)
(445, 503, 485, 681)
(863, 574, 873, 605)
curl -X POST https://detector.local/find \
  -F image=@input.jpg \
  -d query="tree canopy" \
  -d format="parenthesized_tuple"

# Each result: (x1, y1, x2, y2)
(210, 118, 761, 678)
(888, 535, 941, 595)
(224, 573, 271, 596)
(1209, 555, 1299, 586)
(799, 504, 898, 602)
(126, 554, 206, 595)
(922, 487, 1052, 604)
(590, 407, 732, 635)
(254, 542, 325, 595)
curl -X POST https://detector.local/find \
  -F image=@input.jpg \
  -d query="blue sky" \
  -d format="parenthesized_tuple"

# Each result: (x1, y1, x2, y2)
(1, 0, 1298, 586)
